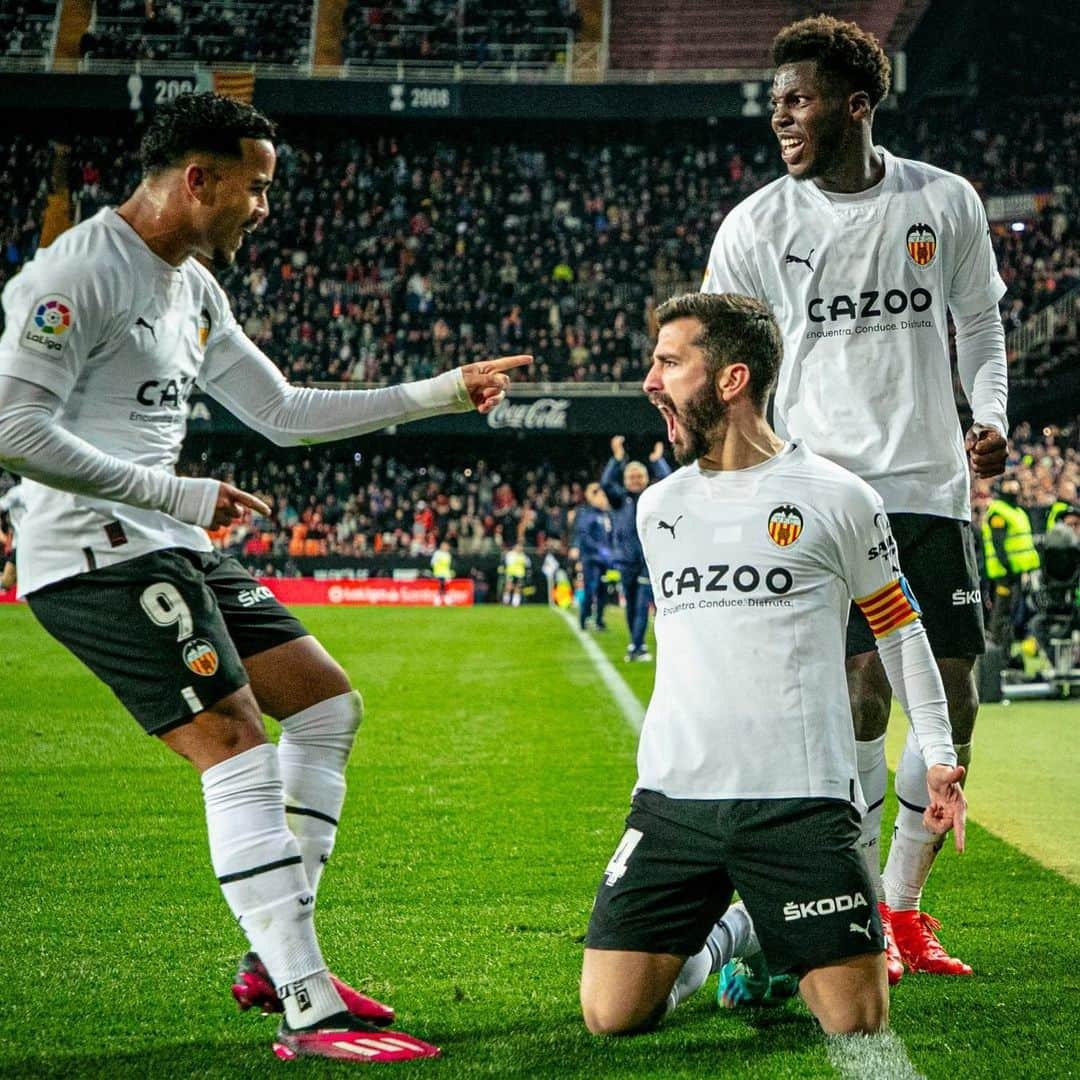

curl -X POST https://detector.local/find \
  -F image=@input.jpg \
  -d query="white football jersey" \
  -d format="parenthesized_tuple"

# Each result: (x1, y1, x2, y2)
(635, 442, 916, 801)
(0, 209, 236, 593)
(702, 148, 1007, 520)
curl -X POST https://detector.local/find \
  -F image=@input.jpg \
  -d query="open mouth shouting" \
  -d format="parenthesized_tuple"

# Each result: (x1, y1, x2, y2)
(651, 394, 680, 445)
(779, 135, 806, 166)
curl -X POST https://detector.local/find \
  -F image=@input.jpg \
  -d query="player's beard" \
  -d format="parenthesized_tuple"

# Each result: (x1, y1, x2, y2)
(673, 384, 728, 466)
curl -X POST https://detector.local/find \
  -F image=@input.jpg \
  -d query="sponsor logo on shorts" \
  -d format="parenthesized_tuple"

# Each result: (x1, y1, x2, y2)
(849, 919, 873, 939)
(767, 504, 803, 547)
(237, 585, 274, 607)
(22, 294, 75, 357)
(952, 588, 982, 606)
(783, 892, 868, 922)
(182, 638, 219, 676)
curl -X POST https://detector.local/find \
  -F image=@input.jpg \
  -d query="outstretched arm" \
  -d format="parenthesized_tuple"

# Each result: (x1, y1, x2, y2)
(201, 330, 530, 446)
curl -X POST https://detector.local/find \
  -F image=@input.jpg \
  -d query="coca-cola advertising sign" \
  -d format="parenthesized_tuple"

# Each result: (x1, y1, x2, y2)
(486, 397, 570, 430)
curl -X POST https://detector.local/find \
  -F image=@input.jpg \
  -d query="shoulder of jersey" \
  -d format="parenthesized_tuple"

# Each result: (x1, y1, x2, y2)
(720, 173, 792, 229)
(785, 444, 878, 507)
(14, 210, 130, 305)
(888, 151, 979, 198)
(638, 465, 693, 511)
(27, 210, 120, 267)
(185, 253, 226, 294)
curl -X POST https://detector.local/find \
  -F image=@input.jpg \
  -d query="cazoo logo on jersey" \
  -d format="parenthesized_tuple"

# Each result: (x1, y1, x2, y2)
(659, 563, 794, 598)
(783, 892, 868, 921)
(807, 286, 932, 323)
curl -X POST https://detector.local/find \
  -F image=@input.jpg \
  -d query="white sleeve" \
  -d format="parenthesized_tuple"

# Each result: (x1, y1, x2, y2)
(700, 209, 763, 298)
(875, 621, 957, 769)
(0, 375, 219, 526)
(947, 179, 1007, 318)
(199, 328, 472, 447)
(954, 304, 1008, 437)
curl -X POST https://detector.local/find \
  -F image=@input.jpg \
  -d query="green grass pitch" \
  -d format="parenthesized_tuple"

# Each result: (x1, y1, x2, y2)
(0, 604, 1077, 1078)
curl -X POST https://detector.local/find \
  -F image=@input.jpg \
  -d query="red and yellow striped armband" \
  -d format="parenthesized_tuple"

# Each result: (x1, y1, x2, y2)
(855, 576, 922, 639)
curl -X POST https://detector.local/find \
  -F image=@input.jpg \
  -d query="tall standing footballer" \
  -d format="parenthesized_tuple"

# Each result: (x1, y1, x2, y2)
(702, 15, 1009, 981)
(580, 293, 965, 1059)
(0, 93, 528, 1063)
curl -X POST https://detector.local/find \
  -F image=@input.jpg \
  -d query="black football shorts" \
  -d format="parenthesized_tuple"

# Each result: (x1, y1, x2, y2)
(847, 513, 985, 659)
(585, 788, 883, 976)
(27, 548, 308, 735)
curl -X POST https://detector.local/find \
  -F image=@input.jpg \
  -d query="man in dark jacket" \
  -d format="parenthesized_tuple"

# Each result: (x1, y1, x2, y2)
(571, 483, 613, 631)
(601, 436, 671, 660)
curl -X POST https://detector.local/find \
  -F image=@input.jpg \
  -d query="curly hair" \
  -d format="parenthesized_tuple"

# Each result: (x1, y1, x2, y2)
(140, 92, 276, 174)
(655, 292, 782, 408)
(773, 15, 891, 108)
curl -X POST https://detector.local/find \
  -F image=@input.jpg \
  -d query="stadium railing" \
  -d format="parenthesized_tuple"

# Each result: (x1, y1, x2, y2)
(0, 44, 776, 83)
(1007, 286, 1080, 370)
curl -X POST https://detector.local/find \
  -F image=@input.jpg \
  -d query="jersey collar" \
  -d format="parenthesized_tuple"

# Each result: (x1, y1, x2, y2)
(796, 147, 897, 216)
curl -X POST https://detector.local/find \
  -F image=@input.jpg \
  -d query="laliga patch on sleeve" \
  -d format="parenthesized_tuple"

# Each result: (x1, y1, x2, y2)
(21, 295, 75, 359)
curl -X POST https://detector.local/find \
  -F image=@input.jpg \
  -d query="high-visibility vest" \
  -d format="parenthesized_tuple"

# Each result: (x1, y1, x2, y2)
(1046, 501, 1071, 532)
(431, 551, 453, 580)
(505, 551, 528, 578)
(982, 499, 1040, 578)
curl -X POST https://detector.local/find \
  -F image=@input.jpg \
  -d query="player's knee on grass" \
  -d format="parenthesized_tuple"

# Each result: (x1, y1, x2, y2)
(800, 954, 888, 1036)
(846, 655, 892, 741)
(581, 994, 665, 1037)
(580, 950, 677, 1036)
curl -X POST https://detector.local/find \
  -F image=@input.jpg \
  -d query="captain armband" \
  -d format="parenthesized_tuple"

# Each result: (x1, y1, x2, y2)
(855, 576, 922, 638)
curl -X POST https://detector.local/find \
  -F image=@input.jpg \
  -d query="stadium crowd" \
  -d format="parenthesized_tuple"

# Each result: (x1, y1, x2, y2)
(0, 0, 57, 59)
(343, 0, 580, 69)
(1, 101, 1075, 391)
(80, 0, 314, 64)
(172, 441, 605, 566)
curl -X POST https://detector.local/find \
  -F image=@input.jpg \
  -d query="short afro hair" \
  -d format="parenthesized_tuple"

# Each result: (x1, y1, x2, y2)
(139, 92, 276, 174)
(773, 15, 891, 108)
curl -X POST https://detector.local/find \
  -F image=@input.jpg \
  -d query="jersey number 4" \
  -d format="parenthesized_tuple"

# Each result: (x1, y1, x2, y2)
(604, 828, 643, 887)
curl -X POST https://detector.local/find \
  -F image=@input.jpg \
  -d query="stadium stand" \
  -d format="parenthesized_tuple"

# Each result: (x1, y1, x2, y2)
(341, 0, 580, 71)
(0, 0, 59, 59)
(607, 0, 929, 73)
(1, 97, 1075, 388)
(81, 0, 314, 64)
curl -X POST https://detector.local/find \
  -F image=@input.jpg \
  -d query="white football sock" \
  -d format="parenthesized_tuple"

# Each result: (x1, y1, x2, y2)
(883, 728, 941, 911)
(662, 901, 759, 1019)
(663, 948, 712, 1019)
(710, 900, 759, 964)
(201, 743, 343, 1027)
(855, 735, 888, 902)
(279, 690, 362, 896)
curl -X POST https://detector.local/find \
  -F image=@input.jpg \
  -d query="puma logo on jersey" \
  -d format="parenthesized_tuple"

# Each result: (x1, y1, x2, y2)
(850, 919, 873, 939)
(785, 247, 815, 271)
(657, 516, 683, 539)
(135, 317, 157, 342)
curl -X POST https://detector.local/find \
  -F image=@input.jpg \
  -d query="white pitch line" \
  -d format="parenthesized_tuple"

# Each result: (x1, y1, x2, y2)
(825, 1032, 925, 1080)
(555, 608, 645, 733)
